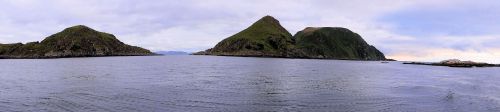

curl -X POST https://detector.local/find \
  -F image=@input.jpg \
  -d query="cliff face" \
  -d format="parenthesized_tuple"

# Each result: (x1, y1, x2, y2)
(294, 27, 386, 60)
(204, 16, 297, 57)
(0, 25, 153, 59)
(196, 16, 387, 61)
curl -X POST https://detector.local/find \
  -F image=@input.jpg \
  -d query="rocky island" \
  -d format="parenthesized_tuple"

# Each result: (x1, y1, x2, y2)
(294, 27, 386, 60)
(194, 16, 387, 61)
(403, 59, 500, 67)
(194, 16, 297, 57)
(0, 25, 154, 59)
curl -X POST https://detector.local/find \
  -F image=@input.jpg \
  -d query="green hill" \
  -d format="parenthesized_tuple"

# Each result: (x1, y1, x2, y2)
(200, 16, 297, 57)
(294, 27, 386, 60)
(0, 25, 153, 59)
(195, 16, 387, 61)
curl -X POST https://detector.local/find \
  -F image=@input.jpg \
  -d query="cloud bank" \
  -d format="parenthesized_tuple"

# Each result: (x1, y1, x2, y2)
(0, 0, 499, 62)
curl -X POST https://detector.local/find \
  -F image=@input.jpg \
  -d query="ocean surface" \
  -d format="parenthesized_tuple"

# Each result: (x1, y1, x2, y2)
(1, 55, 500, 112)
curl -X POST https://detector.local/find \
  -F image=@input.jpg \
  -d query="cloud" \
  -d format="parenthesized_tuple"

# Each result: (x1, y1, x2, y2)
(383, 34, 500, 62)
(0, 0, 421, 49)
(376, 0, 500, 62)
(379, 1, 500, 37)
(389, 48, 500, 63)
(122, 21, 236, 51)
(0, 0, 498, 62)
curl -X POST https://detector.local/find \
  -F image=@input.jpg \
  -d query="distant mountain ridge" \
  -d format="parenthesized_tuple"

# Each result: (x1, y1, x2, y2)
(0, 25, 154, 59)
(194, 16, 387, 60)
(155, 51, 190, 55)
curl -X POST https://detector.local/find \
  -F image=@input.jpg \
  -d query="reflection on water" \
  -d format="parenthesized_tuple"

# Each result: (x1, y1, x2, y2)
(1, 55, 500, 111)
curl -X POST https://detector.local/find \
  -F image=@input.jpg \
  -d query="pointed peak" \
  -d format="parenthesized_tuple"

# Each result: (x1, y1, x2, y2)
(261, 15, 277, 20)
(257, 15, 280, 24)
(68, 25, 91, 29)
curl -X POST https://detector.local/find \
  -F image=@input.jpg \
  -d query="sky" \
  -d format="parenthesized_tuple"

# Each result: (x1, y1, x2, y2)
(1, 0, 499, 63)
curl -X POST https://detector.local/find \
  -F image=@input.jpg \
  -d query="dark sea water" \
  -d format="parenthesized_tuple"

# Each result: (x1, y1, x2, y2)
(1, 55, 500, 112)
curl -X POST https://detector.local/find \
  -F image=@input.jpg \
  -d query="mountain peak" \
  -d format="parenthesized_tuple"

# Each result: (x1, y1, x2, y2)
(260, 15, 278, 21)
(70, 25, 90, 28)
(256, 15, 280, 25)
(246, 15, 291, 37)
(65, 25, 93, 31)
(60, 25, 103, 35)
(204, 15, 294, 57)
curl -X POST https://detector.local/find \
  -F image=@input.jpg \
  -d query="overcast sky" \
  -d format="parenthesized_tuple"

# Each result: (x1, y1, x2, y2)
(1, 0, 499, 62)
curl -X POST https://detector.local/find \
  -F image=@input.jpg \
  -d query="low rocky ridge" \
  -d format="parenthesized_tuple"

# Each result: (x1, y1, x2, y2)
(403, 59, 500, 67)
(194, 16, 387, 61)
(0, 25, 154, 59)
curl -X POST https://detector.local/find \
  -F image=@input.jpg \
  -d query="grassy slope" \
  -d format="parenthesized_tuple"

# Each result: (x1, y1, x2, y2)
(204, 16, 386, 60)
(295, 27, 386, 60)
(210, 16, 295, 57)
(0, 25, 152, 58)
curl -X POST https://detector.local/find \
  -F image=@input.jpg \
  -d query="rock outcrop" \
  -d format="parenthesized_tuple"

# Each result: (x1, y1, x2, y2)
(403, 59, 500, 67)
